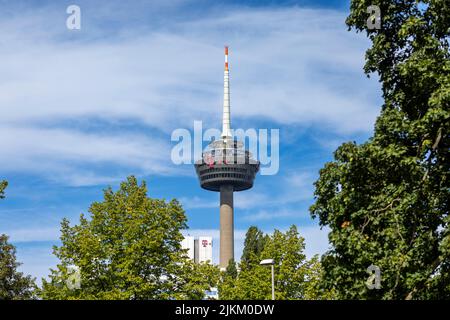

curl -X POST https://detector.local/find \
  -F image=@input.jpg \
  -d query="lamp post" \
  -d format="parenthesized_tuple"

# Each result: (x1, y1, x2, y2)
(260, 258, 275, 300)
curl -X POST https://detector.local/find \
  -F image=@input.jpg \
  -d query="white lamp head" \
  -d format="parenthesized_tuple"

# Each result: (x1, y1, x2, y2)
(260, 259, 275, 265)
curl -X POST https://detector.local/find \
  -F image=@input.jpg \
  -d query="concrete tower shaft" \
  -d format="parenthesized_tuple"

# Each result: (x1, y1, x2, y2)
(220, 185, 234, 268)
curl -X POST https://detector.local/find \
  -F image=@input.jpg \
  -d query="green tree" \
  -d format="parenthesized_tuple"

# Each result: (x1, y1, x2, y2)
(219, 225, 334, 299)
(217, 259, 239, 299)
(174, 261, 220, 300)
(0, 234, 36, 300)
(310, 0, 449, 299)
(260, 226, 333, 300)
(241, 226, 267, 267)
(40, 176, 219, 299)
(0, 180, 36, 300)
(0, 180, 7, 199)
(225, 259, 238, 279)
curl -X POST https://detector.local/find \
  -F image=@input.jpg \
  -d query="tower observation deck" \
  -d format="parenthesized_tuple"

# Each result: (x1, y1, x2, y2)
(194, 46, 259, 269)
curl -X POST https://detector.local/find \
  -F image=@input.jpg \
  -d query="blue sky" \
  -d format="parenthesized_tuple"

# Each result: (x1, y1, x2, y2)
(0, 0, 382, 283)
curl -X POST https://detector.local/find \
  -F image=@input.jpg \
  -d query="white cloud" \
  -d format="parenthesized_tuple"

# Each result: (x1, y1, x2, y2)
(236, 169, 317, 211)
(240, 209, 303, 222)
(299, 225, 331, 258)
(0, 125, 179, 185)
(234, 191, 271, 209)
(179, 196, 218, 209)
(285, 171, 316, 189)
(0, 5, 379, 185)
(1, 227, 60, 242)
(15, 244, 59, 286)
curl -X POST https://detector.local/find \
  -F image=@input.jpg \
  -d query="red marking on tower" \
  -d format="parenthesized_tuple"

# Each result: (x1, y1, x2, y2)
(224, 46, 229, 71)
(205, 154, 214, 168)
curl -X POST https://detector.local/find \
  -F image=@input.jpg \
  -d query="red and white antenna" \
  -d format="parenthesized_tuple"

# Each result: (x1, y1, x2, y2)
(222, 45, 232, 139)
(224, 46, 229, 71)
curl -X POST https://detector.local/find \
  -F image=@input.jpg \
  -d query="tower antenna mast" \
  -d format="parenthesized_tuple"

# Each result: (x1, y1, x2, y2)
(195, 46, 259, 269)
(222, 46, 232, 139)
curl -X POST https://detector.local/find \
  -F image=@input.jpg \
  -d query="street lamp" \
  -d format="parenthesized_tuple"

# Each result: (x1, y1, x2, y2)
(260, 258, 275, 300)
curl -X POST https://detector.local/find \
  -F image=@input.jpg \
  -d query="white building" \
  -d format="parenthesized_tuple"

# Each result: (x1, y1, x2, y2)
(181, 236, 212, 264)
(198, 236, 212, 264)
(181, 236, 195, 261)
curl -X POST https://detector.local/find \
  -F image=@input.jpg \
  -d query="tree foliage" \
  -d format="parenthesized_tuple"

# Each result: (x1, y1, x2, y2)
(310, 0, 449, 299)
(0, 180, 7, 199)
(219, 225, 334, 300)
(0, 235, 36, 299)
(241, 226, 268, 268)
(0, 180, 36, 300)
(174, 260, 220, 300)
(40, 176, 219, 300)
